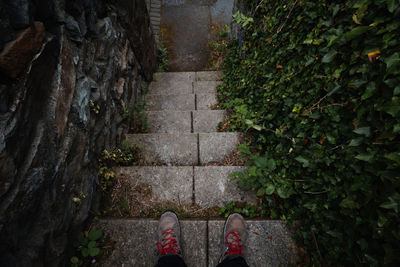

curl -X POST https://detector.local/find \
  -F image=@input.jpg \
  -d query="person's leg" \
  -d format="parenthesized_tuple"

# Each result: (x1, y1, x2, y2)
(155, 255, 187, 267)
(154, 211, 187, 267)
(216, 213, 249, 267)
(216, 256, 249, 267)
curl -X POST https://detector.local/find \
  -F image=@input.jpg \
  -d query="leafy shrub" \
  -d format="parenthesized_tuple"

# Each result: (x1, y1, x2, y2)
(218, 0, 400, 265)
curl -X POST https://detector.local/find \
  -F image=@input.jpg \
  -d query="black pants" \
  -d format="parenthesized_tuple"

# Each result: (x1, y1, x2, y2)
(155, 255, 249, 267)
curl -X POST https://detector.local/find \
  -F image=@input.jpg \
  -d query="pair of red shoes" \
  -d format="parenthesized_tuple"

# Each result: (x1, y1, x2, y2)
(156, 212, 247, 263)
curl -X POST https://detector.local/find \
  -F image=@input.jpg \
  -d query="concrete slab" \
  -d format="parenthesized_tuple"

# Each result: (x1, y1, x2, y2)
(161, 1, 234, 71)
(99, 219, 208, 267)
(146, 94, 195, 111)
(145, 111, 191, 133)
(148, 80, 192, 95)
(194, 81, 223, 94)
(194, 166, 256, 208)
(196, 71, 223, 81)
(154, 72, 195, 82)
(181, 221, 207, 267)
(117, 166, 193, 203)
(196, 94, 218, 110)
(199, 133, 240, 164)
(208, 220, 299, 267)
(193, 110, 226, 133)
(125, 133, 198, 165)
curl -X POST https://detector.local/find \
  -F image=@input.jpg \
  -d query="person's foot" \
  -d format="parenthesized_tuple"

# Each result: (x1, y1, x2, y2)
(219, 213, 247, 263)
(157, 211, 182, 256)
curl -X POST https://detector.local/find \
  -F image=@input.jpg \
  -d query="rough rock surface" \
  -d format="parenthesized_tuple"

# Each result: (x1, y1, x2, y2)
(0, 22, 46, 78)
(0, 0, 156, 266)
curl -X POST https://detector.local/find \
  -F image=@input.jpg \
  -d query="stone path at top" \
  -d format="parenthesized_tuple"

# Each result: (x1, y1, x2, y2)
(99, 72, 298, 266)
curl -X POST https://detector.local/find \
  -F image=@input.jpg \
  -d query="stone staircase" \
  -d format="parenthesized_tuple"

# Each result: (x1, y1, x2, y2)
(99, 72, 298, 266)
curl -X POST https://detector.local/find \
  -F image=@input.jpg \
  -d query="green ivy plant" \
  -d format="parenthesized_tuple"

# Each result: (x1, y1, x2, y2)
(218, 0, 400, 265)
(71, 227, 103, 266)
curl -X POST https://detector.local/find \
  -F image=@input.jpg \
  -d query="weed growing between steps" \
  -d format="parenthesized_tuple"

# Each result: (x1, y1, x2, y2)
(215, 0, 400, 266)
(129, 98, 149, 133)
(70, 220, 105, 267)
(99, 140, 140, 208)
(218, 201, 266, 218)
(157, 41, 169, 72)
(208, 24, 229, 70)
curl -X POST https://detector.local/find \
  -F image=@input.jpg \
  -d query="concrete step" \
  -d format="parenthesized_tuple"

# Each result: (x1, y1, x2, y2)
(150, 72, 195, 95)
(145, 94, 218, 111)
(146, 94, 195, 110)
(148, 72, 223, 95)
(194, 166, 256, 207)
(116, 166, 193, 204)
(199, 132, 241, 164)
(98, 218, 298, 267)
(144, 110, 192, 133)
(193, 110, 225, 132)
(125, 132, 240, 165)
(144, 110, 225, 133)
(196, 71, 223, 81)
(115, 166, 255, 208)
(125, 133, 198, 165)
(194, 81, 223, 94)
(196, 93, 218, 110)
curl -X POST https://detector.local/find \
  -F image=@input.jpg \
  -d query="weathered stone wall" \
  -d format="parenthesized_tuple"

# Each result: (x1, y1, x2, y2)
(0, 0, 156, 266)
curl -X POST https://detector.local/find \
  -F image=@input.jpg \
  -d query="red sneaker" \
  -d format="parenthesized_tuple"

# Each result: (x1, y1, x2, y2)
(219, 213, 247, 263)
(157, 211, 182, 256)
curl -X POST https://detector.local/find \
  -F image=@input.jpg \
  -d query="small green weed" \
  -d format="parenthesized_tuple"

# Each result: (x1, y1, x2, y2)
(71, 227, 103, 266)
(157, 42, 169, 72)
(218, 202, 266, 218)
(130, 98, 148, 133)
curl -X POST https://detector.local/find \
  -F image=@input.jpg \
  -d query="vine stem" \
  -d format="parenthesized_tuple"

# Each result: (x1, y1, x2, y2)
(304, 190, 328, 194)
(276, 0, 299, 34)
(311, 229, 327, 266)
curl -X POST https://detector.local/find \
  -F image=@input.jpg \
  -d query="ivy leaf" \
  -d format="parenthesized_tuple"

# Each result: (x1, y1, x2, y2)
(89, 247, 100, 257)
(295, 156, 310, 167)
(353, 127, 371, 137)
(322, 50, 338, 63)
(380, 199, 398, 213)
(387, 0, 400, 13)
(362, 82, 376, 100)
(277, 188, 290, 199)
(81, 248, 89, 257)
(344, 26, 370, 40)
(266, 159, 276, 170)
(340, 197, 360, 209)
(355, 151, 376, 162)
(265, 184, 275, 195)
(383, 53, 400, 74)
(394, 86, 400, 96)
(377, 98, 400, 117)
(88, 228, 102, 241)
(88, 241, 97, 249)
(384, 152, 400, 165)
(254, 157, 268, 168)
(349, 137, 363, 146)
